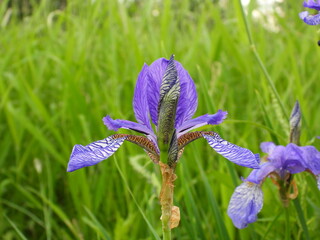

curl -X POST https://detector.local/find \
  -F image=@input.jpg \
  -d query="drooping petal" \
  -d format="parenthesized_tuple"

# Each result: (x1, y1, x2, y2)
(67, 134, 160, 172)
(202, 132, 260, 168)
(176, 110, 227, 137)
(227, 182, 263, 229)
(147, 57, 198, 126)
(133, 64, 152, 130)
(299, 11, 320, 25)
(67, 135, 127, 172)
(246, 162, 276, 184)
(260, 142, 276, 155)
(303, 0, 320, 11)
(103, 115, 156, 140)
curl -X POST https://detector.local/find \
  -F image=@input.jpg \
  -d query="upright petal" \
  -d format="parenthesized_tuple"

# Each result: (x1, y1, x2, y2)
(202, 132, 260, 168)
(67, 135, 127, 172)
(176, 110, 227, 137)
(228, 182, 263, 229)
(133, 64, 152, 130)
(147, 57, 198, 126)
(283, 144, 307, 174)
(147, 58, 169, 125)
(260, 142, 276, 155)
(246, 162, 276, 184)
(174, 61, 198, 128)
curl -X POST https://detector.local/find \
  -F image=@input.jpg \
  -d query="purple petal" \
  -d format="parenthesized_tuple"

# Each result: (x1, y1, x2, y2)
(227, 182, 263, 229)
(282, 144, 307, 174)
(246, 162, 276, 184)
(303, 0, 320, 11)
(299, 145, 320, 175)
(67, 136, 126, 172)
(260, 142, 276, 155)
(174, 61, 198, 128)
(103, 116, 156, 142)
(147, 58, 166, 125)
(146, 57, 198, 126)
(299, 11, 320, 25)
(133, 64, 152, 130)
(176, 110, 227, 136)
(202, 132, 260, 168)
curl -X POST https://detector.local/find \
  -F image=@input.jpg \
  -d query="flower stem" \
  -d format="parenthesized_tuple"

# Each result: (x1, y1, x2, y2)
(284, 207, 290, 240)
(159, 162, 176, 240)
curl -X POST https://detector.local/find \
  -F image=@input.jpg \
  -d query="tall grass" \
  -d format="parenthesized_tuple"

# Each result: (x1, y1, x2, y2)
(1, 0, 320, 239)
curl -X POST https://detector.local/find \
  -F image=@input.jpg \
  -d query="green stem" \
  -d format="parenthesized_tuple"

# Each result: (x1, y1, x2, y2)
(159, 162, 175, 240)
(284, 207, 290, 240)
(237, 0, 289, 121)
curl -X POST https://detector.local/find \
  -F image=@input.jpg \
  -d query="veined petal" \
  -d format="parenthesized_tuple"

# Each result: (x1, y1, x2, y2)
(133, 64, 152, 130)
(228, 182, 263, 229)
(147, 57, 198, 126)
(299, 11, 320, 25)
(303, 0, 320, 11)
(67, 134, 160, 172)
(246, 162, 276, 184)
(176, 110, 227, 137)
(67, 135, 127, 172)
(202, 132, 260, 168)
(103, 115, 156, 140)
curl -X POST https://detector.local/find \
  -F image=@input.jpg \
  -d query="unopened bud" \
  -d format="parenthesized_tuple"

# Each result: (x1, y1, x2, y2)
(289, 100, 301, 144)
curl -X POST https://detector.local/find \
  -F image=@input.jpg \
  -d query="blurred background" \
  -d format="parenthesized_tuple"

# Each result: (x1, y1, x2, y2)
(1, 0, 320, 239)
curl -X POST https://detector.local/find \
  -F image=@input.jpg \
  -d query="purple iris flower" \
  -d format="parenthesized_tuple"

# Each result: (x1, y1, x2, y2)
(67, 56, 260, 172)
(228, 142, 320, 229)
(299, 0, 320, 25)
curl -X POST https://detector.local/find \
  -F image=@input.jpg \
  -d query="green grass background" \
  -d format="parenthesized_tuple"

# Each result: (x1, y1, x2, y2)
(1, 0, 320, 239)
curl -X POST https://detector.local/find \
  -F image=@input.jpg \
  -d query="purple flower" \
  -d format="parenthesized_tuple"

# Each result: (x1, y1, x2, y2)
(228, 142, 320, 229)
(67, 56, 260, 172)
(300, 0, 320, 25)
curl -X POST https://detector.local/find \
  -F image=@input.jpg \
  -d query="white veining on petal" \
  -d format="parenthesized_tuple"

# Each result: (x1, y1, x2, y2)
(227, 182, 263, 229)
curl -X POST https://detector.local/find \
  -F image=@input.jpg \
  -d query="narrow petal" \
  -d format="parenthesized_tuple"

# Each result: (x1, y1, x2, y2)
(317, 175, 320, 190)
(246, 162, 276, 184)
(103, 115, 156, 139)
(228, 182, 263, 229)
(133, 64, 152, 130)
(176, 110, 227, 137)
(260, 142, 276, 155)
(202, 132, 260, 168)
(67, 134, 160, 172)
(303, 0, 320, 11)
(67, 135, 127, 172)
(147, 57, 198, 126)
(300, 11, 320, 25)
